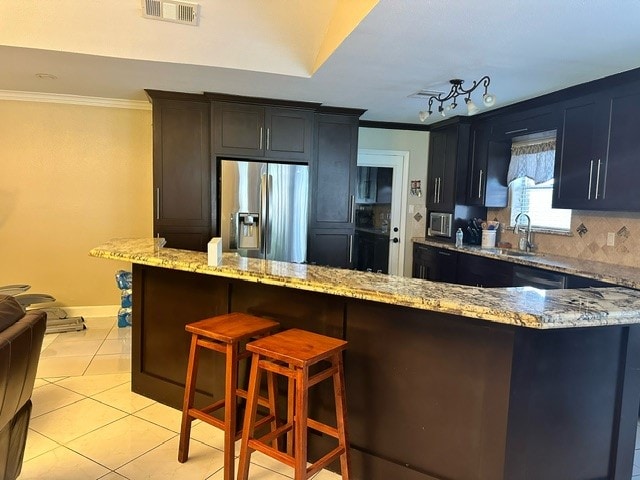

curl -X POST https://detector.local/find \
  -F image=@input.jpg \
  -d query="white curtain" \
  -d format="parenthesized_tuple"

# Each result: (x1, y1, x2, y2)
(507, 139, 556, 185)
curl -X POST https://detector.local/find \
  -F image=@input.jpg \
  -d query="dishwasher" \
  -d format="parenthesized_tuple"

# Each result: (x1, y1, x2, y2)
(512, 265, 567, 289)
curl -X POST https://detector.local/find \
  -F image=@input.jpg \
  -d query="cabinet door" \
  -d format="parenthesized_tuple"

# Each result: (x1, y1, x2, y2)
(266, 108, 314, 161)
(212, 102, 265, 157)
(553, 95, 605, 209)
(308, 229, 353, 268)
(412, 244, 457, 282)
(467, 123, 510, 207)
(457, 253, 512, 287)
(152, 98, 211, 251)
(426, 129, 447, 211)
(599, 86, 640, 211)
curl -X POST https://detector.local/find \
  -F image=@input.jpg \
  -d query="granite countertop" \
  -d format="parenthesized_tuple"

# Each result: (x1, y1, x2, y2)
(90, 238, 640, 330)
(413, 237, 640, 289)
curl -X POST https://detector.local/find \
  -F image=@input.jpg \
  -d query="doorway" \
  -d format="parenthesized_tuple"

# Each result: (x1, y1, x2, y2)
(355, 150, 408, 276)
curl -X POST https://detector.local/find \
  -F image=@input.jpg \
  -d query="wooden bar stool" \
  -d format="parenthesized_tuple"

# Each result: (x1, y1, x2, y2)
(237, 328, 350, 480)
(178, 312, 279, 480)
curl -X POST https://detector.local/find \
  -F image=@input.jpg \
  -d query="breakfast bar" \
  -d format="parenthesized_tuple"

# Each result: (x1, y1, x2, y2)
(90, 238, 640, 480)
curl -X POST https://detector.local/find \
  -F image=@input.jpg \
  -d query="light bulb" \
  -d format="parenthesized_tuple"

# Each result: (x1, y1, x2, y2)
(419, 111, 430, 122)
(465, 97, 478, 115)
(438, 105, 445, 117)
(483, 92, 496, 107)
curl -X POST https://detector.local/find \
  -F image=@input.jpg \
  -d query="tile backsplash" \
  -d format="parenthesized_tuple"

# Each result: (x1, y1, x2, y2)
(488, 208, 640, 268)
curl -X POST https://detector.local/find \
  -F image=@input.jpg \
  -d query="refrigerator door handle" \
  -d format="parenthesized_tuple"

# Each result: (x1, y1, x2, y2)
(260, 173, 268, 255)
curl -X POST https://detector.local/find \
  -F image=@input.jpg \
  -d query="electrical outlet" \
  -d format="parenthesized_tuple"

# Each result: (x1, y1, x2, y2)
(607, 232, 615, 246)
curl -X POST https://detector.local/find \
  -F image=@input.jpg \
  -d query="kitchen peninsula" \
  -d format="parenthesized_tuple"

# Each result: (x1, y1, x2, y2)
(91, 238, 640, 480)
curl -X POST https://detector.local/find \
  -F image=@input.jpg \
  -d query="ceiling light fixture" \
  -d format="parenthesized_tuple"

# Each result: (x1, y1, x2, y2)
(418, 76, 496, 122)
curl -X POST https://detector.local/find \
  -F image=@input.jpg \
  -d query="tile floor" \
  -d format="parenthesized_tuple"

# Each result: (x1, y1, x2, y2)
(22, 316, 341, 480)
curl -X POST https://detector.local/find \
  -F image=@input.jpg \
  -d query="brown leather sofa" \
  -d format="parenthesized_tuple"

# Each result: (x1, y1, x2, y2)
(0, 295, 46, 480)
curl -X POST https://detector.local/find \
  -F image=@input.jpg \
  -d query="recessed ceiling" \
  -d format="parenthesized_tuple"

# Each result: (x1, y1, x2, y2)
(1, 0, 639, 124)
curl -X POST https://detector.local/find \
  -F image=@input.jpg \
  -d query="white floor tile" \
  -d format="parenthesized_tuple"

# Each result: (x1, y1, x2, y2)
(84, 354, 131, 375)
(36, 355, 93, 377)
(97, 338, 132, 355)
(98, 473, 130, 480)
(190, 419, 227, 451)
(66, 416, 176, 470)
(29, 397, 127, 444)
(40, 333, 59, 350)
(134, 402, 183, 433)
(56, 372, 130, 397)
(93, 382, 155, 414)
(19, 445, 110, 480)
(23, 429, 60, 461)
(85, 317, 117, 330)
(116, 435, 223, 480)
(56, 327, 112, 341)
(207, 457, 290, 480)
(30, 382, 85, 418)
(41, 339, 104, 358)
(107, 327, 132, 340)
(33, 378, 49, 389)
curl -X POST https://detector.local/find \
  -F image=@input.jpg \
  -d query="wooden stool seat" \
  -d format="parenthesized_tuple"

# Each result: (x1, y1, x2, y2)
(178, 312, 279, 480)
(237, 328, 350, 480)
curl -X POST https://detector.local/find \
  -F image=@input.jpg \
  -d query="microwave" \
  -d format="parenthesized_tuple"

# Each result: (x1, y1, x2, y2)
(428, 212, 452, 237)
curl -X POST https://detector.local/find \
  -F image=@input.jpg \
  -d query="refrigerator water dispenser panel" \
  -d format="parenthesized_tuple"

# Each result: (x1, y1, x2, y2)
(237, 212, 260, 249)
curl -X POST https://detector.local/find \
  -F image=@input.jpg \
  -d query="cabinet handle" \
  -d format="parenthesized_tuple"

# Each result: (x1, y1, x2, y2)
(595, 158, 602, 199)
(588, 160, 594, 200)
(155, 187, 160, 220)
(266, 128, 271, 151)
(504, 128, 528, 135)
(478, 169, 483, 198)
(349, 234, 354, 264)
(437, 251, 452, 256)
(437, 177, 441, 203)
(433, 178, 438, 203)
(259, 127, 263, 150)
(350, 195, 355, 223)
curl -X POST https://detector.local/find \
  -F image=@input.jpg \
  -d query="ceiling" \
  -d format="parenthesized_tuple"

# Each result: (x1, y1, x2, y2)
(1, 0, 640, 124)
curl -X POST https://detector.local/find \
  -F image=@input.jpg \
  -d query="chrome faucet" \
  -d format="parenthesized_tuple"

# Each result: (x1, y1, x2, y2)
(514, 213, 533, 252)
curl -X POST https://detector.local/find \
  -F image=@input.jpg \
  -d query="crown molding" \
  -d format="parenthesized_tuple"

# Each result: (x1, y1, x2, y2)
(0, 90, 151, 110)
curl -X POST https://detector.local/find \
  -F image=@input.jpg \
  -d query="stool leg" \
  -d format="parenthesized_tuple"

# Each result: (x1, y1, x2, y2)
(286, 373, 295, 455)
(223, 342, 239, 480)
(332, 354, 351, 479)
(266, 370, 279, 450)
(178, 334, 200, 463)
(293, 365, 309, 480)
(237, 352, 262, 480)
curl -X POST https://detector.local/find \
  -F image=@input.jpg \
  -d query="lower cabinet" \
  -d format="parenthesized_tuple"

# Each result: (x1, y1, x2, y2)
(412, 243, 458, 282)
(355, 230, 389, 273)
(457, 253, 513, 288)
(412, 243, 616, 289)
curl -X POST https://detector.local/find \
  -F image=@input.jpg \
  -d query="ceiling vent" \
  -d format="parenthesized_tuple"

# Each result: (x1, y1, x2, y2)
(142, 0, 200, 26)
(408, 89, 446, 99)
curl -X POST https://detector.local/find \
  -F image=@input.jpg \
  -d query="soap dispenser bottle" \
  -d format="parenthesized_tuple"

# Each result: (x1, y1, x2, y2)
(455, 228, 464, 247)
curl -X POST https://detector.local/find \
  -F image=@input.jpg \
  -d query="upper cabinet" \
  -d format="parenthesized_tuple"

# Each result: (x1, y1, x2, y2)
(426, 119, 470, 212)
(553, 82, 640, 211)
(467, 106, 558, 207)
(147, 91, 212, 251)
(212, 101, 314, 162)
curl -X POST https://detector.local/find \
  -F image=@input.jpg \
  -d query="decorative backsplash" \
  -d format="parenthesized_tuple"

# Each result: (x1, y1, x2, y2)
(488, 208, 640, 268)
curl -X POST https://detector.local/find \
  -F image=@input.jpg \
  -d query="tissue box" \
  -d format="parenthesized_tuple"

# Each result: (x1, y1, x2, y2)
(207, 237, 222, 266)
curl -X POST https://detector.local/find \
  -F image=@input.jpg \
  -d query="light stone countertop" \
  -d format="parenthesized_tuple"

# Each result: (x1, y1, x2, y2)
(413, 237, 640, 289)
(90, 238, 640, 330)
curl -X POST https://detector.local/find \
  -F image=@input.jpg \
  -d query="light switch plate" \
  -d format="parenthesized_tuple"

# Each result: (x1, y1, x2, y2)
(607, 232, 615, 246)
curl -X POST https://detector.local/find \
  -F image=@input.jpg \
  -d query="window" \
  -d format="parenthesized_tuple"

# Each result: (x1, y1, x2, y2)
(507, 135, 571, 232)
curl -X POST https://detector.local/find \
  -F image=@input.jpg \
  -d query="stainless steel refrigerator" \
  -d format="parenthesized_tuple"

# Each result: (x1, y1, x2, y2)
(220, 159, 309, 263)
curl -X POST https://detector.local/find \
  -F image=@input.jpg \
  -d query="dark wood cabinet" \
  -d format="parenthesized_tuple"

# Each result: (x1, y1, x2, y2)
(308, 111, 363, 268)
(456, 253, 513, 287)
(148, 92, 211, 251)
(412, 243, 458, 282)
(212, 101, 314, 162)
(426, 121, 470, 212)
(355, 230, 389, 273)
(554, 82, 640, 211)
(466, 122, 510, 207)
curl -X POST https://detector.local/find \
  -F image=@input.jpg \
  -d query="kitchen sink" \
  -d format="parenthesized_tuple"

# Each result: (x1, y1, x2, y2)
(495, 248, 537, 257)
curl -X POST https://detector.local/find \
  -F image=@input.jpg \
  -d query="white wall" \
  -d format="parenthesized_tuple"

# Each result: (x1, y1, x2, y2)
(358, 127, 429, 276)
